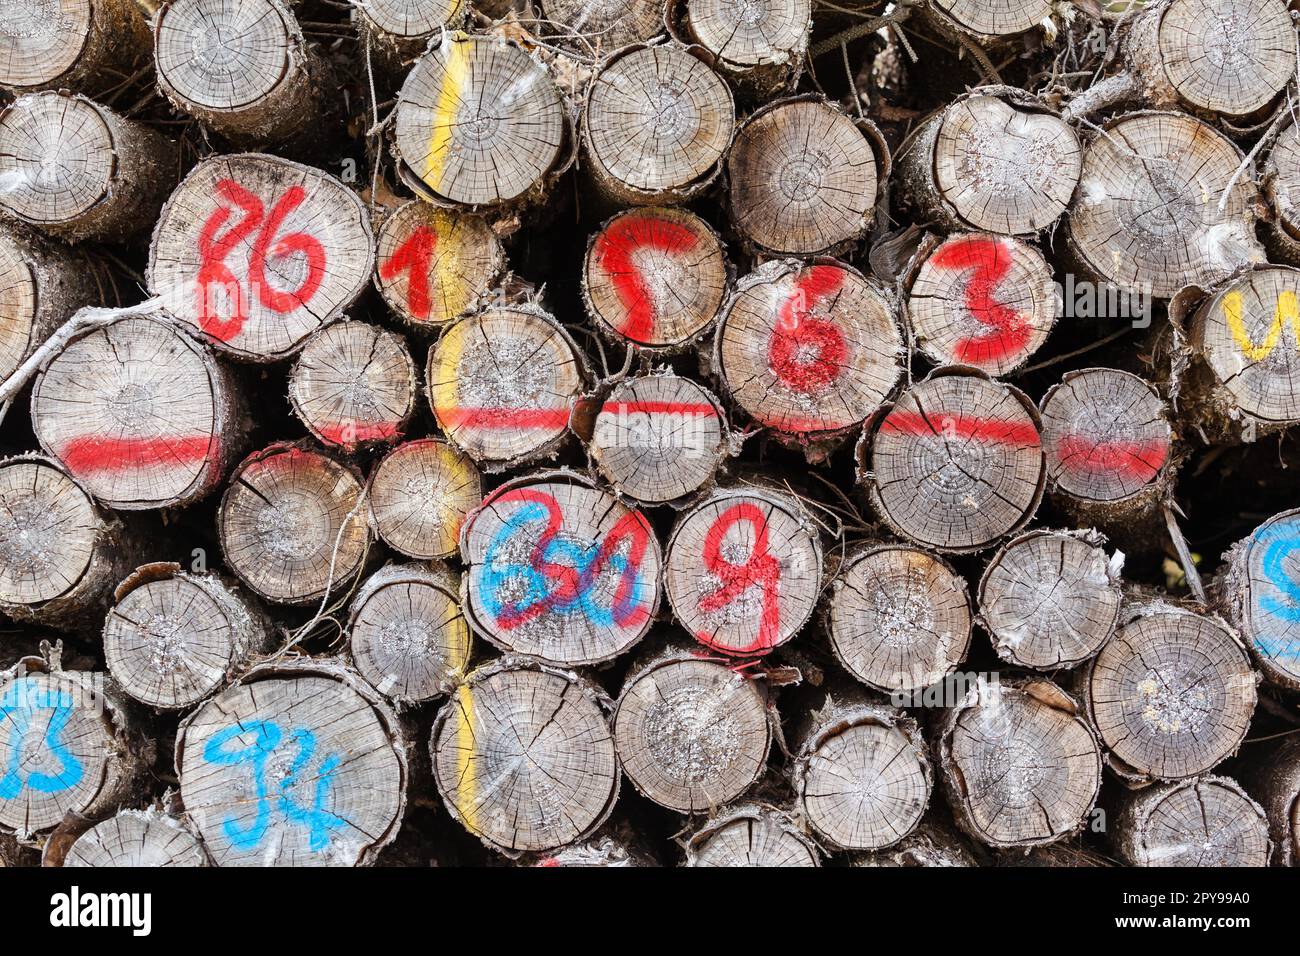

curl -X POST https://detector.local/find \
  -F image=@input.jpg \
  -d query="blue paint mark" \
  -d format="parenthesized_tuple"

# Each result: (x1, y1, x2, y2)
(1256, 522, 1300, 622)
(202, 721, 346, 853)
(0, 678, 84, 800)
(1253, 633, 1300, 662)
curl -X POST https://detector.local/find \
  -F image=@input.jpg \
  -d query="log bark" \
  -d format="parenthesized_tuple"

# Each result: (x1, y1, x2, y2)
(860, 368, 1045, 553)
(353, 0, 469, 73)
(1238, 734, 1300, 867)
(430, 656, 620, 856)
(846, 818, 981, 867)
(288, 319, 417, 453)
(1261, 122, 1300, 266)
(217, 443, 370, 606)
(30, 310, 247, 511)
(57, 808, 209, 867)
(978, 529, 1123, 670)
(148, 153, 374, 363)
(683, 801, 820, 866)
(102, 562, 275, 711)
(175, 657, 408, 866)
(458, 470, 661, 665)
(676, 0, 811, 99)
(0, 91, 180, 243)
(1109, 774, 1271, 867)
(367, 438, 482, 561)
(0, 0, 151, 96)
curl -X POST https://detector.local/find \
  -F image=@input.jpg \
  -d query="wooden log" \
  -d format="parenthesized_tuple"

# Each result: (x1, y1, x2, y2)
(0, 0, 151, 96)
(677, 0, 811, 99)
(288, 320, 417, 453)
(1238, 734, 1300, 867)
(367, 438, 482, 562)
(430, 657, 620, 856)
(1082, 601, 1257, 782)
(426, 303, 586, 470)
(791, 693, 932, 852)
(664, 485, 823, 655)
(727, 94, 888, 257)
(1039, 368, 1175, 534)
(176, 657, 408, 866)
(714, 258, 903, 448)
(1261, 122, 1300, 266)
(1064, 110, 1262, 301)
(924, 0, 1055, 43)
(936, 676, 1103, 849)
(353, 0, 469, 70)
(1110, 775, 1271, 867)
(30, 310, 246, 511)
(154, 0, 333, 149)
(393, 32, 570, 208)
(148, 153, 374, 363)
(896, 88, 1081, 237)
(584, 371, 729, 505)
(581, 41, 734, 207)
(58, 808, 209, 867)
(103, 562, 275, 711)
(904, 232, 1056, 376)
(0, 827, 38, 866)
(1215, 509, 1300, 692)
(524, 821, 658, 867)
(581, 206, 728, 351)
(538, 0, 666, 53)
(861, 369, 1045, 553)
(0, 655, 153, 837)
(347, 562, 472, 706)
(612, 643, 771, 813)
(847, 818, 981, 867)
(459, 471, 661, 665)
(218, 444, 370, 606)
(684, 801, 819, 866)
(0, 91, 179, 243)
(373, 200, 505, 332)
(978, 529, 1122, 670)
(0, 455, 137, 630)
(825, 543, 973, 695)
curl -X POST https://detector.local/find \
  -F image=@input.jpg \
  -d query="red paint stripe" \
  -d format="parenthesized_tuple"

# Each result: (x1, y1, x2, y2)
(1056, 436, 1167, 482)
(879, 411, 1039, 446)
(436, 407, 570, 429)
(60, 435, 213, 473)
(315, 421, 401, 445)
(599, 401, 718, 417)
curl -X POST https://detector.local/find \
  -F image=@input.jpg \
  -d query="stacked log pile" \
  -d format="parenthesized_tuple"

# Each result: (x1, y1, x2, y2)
(3, 0, 1300, 869)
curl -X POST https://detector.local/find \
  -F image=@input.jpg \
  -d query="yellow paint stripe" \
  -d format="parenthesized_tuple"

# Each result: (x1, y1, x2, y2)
(431, 319, 464, 430)
(425, 34, 472, 193)
(454, 682, 478, 833)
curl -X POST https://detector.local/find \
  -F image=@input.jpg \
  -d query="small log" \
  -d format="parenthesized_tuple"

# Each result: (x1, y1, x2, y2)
(353, 0, 468, 70)
(904, 232, 1056, 376)
(1064, 110, 1262, 300)
(1082, 601, 1257, 782)
(936, 676, 1103, 849)
(1110, 775, 1271, 867)
(102, 562, 275, 711)
(847, 818, 981, 867)
(393, 32, 570, 208)
(0, 454, 135, 630)
(715, 258, 903, 444)
(677, 0, 811, 99)
(154, 0, 333, 148)
(0, 655, 153, 837)
(0, 91, 179, 243)
(0, 0, 150, 95)
(176, 657, 408, 866)
(59, 808, 209, 867)
(1039, 368, 1174, 534)
(347, 562, 472, 706)
(367, 438, 482, 561)
(825, 543, 973, 695)
(218, 444, 370, 606)
(30, 311, 246, 511)
(861, 368, 1045, 553)
(1215, 509, 1300, 692)
(684, 801, 820, 866)
(582, 206, 728, 351)
(585, 371, 729, 505)
(792, 693, 932, 852)
(924, 0, 1055, 43)
(897, 88, 1080, 237)
(664, 485, 823, 655)
(612, 643, 771, 813)
(727, 94, 888, 257)
(288, 319, 417, 452)
(1238, 734, 1300, 867)
(373, 200, 505, 331)
(426, 303, 586, 470)
(978, 529, 1122, 670)
(430, 657, 620, 856)
(538, 0, 666, 53)
(148, 153, 374, 363)
(1261, 122, 1300, 265)
(459, 471, 661, 665)
(582, 42, 734, 207)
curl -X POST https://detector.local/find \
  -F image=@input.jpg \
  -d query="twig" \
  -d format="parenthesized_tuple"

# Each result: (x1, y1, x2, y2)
(1163, 502, 1207, 605)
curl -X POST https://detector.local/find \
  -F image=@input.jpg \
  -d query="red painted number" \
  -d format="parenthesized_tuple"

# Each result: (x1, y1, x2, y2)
(379, 225, 436, 320)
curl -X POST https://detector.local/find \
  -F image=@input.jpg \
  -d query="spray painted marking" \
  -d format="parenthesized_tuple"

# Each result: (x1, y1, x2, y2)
(697, 502, 782, 655)
(599, 401, 717, 417)
(0, 679, 83, 799)
(1249, 519, 1300, 664)
(379, 224, 438, 321)
(593, 215, 699, 342)
(314, 421, 401, 447)
(453, 684, 478, 834)
(928, 236, 1031, 366)
(202, 721, 346, 853)
(478, 488, 654, 631)
(879, 411, 1039, 446)
(1223, 287, 1300, 361)
(769, 265, 849, 394)
(1055, 436, 1167, 484)
(424, 39, 471, 192)
(59, 435, 214, 474)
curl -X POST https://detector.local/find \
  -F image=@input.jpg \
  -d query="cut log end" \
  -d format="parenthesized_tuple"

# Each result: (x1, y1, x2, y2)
(685, 803, 819, 866)
(682, 0, 811, 95)
(0, 0, 149, 95)
(356, 0, 464, 41)
(62, 810, 208, 867)
(929, 0, 1054, 39)
(1113, 776, 1271, 867)
(1238, 735, 1300, 866)
(1221, 509, 1300, 691)
(540, 0, 665, 52)
(368, 439, 481, 561)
